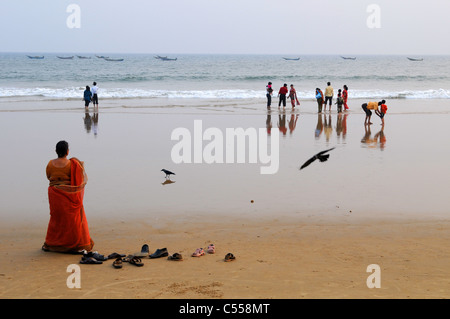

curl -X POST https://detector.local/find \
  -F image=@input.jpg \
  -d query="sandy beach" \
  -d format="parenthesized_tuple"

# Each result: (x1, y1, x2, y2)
(1, 98, 449, 299)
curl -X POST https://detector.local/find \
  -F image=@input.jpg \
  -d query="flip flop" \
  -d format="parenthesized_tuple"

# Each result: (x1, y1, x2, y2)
(107, 252, 126, 259)
(83, 251, 107, 261)
(191, 248, 205, 257)
(129, 256, 144, 267)
(112, 257, 123, 269)
(80, 257, 103, 264)
(168, 253, 183, 261)
(224, 253, 236, 262)
(207, 244, 215, 254)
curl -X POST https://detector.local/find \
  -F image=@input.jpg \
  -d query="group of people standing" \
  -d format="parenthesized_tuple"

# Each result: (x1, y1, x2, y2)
(315, 82, 349, 113)
(266, 81, 349, 113)
(83, 82, 99, 108)
(266, 82, 300, 110)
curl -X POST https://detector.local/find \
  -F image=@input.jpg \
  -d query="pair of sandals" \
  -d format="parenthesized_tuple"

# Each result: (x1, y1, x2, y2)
(113, 255, 144, 268)
(191, 244, 215, 257)
(191, 245, 235, 262)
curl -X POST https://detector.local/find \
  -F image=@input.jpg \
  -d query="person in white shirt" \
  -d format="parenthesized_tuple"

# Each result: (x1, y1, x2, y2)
(91, 82, 99, 107)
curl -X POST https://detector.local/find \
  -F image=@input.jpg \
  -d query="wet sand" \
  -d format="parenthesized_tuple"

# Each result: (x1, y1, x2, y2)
(0, 98, 449, 299)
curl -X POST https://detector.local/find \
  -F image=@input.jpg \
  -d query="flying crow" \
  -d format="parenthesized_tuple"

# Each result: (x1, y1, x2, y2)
(299, 147, 335, 170)
(161, 169, 176, 179)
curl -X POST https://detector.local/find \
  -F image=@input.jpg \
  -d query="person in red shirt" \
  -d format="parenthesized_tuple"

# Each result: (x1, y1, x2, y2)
(278, 83, 288, 108)
(375, 99, 388, 125)
(342, 85, 349, 110)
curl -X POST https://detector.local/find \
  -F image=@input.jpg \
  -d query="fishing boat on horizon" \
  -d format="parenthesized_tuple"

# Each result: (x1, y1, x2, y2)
(407, 57, 423, 61)
(282, 57, 300, 61)
(27, 55, 44, 59)
(57, 56, 74, 59)
(155, 55, 177, 61)
(77, 55, 91, 59)
(104, 57, 124, 61)
(341, 56, 356, 60)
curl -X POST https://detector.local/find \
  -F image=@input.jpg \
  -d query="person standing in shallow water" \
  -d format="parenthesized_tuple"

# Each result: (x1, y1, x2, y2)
(324, 82, 334, 112)
(278, 83, 288, 108)
(289, 84, 300, 109)
(315, 88, 324, 113)
(342, 85, 349, 110)
(83, 85, 92, 109)
(266, 82, 273, 109)
(91, 82, 99, 108)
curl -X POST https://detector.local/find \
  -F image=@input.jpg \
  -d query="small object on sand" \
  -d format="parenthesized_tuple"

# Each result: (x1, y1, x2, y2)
(134, 244, 150, 258)
(83, 251, 107, 261)
(161, 169, 175, 179)
(224, 253, 236, 262)
(192, 248, 205, 257)
(299, 147, 335, 170)
(149, 248, 169, 259)
(128, 256, 144, 267)
(168, 253, 183, 261)
(107, 252, 126, 259)
(207, 244, 215, 254)
(80, 256, 103, 264)
(251, 200, 254, 203)
(112, 257, 123, 269)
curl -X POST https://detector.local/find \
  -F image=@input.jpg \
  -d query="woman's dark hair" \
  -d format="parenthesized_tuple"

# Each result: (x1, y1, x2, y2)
(56, 140, 69, 158)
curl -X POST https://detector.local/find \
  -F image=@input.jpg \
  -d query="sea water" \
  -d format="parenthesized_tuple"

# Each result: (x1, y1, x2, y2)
(0, 53, 449, 106)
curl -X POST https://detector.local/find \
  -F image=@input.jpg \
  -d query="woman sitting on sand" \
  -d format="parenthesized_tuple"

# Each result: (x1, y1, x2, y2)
(42, 141, 94, 253)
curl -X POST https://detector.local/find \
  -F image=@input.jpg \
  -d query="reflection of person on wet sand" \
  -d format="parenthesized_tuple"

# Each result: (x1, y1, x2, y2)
(278, 113, 287, 136)
(266, 113, 272, 135)
(315, 114, 323, 139)
(342, 113, 348, 140)
(336, 113, 343, 139)
(323, 114, 332, 142)
(361, 124, 377, 148)
(84, 111, 92, 133)
(93, 112, 99, 136)
(288, 113, 299, 135)
(374, 126, 386, 150)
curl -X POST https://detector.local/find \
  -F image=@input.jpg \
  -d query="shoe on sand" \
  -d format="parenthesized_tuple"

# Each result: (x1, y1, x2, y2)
(191, 248, 205, 257)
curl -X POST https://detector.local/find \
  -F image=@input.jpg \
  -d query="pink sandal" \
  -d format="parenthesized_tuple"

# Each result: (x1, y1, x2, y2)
(191, 248, 205, 257)
(207, 244, 215, 254)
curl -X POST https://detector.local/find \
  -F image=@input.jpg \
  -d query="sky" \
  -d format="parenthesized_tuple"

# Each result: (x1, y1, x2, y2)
(1, 0, 450, 55)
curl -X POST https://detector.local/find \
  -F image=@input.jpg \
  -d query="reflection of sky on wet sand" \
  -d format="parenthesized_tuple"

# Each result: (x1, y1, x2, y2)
(1, 101, 450, 225)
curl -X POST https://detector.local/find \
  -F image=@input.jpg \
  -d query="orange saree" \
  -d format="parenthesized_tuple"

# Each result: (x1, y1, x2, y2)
(43, 158, 94, 253)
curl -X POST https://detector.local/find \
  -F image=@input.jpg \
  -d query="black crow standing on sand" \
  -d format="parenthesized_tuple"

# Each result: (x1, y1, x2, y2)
(161, 169, 175, 179)
(299, 147, 335, 170)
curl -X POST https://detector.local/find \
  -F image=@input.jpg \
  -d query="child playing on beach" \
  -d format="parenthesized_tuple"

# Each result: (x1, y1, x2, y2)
(375, 99, 388, 125)
(335, 89, 344, 113)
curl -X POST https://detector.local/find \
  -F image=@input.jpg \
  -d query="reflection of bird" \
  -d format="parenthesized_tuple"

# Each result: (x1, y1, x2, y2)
(161, 179, 176, 186)
(161, 169, 175, 179)
(300, 147, 335, 170)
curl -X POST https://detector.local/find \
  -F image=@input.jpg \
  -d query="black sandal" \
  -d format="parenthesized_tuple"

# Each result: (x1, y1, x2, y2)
(129, 256, 144, 267)
(168, 253, 183, 261)
(224, 253, 236, 262)
(112, 257, 123, 269)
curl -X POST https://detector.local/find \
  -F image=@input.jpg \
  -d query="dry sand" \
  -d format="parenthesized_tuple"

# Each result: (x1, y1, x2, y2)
(1, 214, 449, 299)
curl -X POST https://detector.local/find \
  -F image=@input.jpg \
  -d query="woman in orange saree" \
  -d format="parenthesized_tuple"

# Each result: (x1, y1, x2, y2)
(42, 141, 94, 253)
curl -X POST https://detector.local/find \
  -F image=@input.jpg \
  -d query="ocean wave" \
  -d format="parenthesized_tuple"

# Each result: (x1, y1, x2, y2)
(1, 87, 450, 100)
